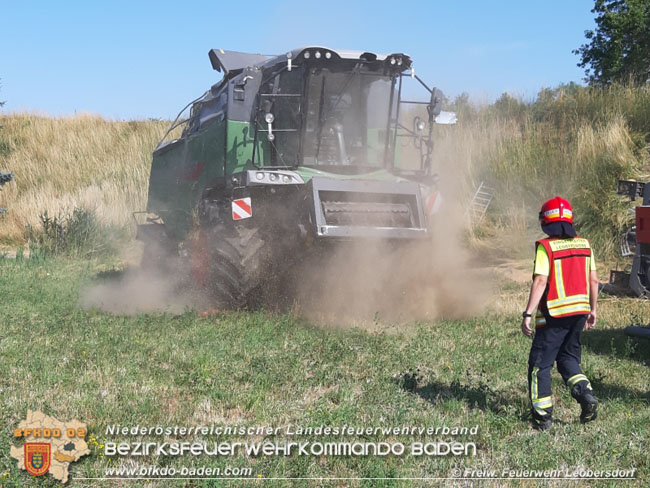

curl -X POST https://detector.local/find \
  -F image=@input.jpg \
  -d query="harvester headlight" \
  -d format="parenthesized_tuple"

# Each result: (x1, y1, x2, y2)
(390, 57, 396, 65)
(315, 51, 321, 59)
(304, 51, 311, 59)
(325, 52, 331, 59)
(416, 120, 426, 132)
(264, 113, 275, 124)
(397, 58, 403, 66)
(246, 170, 304, 185)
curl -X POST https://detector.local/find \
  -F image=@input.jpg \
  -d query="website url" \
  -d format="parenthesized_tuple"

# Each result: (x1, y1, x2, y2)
(104, 464, 253, 478)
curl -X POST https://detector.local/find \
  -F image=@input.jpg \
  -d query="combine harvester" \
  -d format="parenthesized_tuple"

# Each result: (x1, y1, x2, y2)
(136, 47, 455, 308)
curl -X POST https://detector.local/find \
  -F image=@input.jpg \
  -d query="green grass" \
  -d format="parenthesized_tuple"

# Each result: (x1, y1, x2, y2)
(0, 256, 648, 487)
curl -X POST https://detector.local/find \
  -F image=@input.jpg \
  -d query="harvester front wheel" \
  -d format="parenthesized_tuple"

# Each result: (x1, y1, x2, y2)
(203, 224, 267, 309)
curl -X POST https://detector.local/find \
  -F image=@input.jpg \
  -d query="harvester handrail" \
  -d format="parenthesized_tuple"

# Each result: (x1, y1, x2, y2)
(156, 92, 209, 149)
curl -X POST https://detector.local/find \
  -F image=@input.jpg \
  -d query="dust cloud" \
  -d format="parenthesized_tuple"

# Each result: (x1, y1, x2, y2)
(291, 198, 490, 325)
(81, 196, 489, 325)
(82, 267, 189, 315)
(81, 243, 210, 315)
(82, 110, 491, 323)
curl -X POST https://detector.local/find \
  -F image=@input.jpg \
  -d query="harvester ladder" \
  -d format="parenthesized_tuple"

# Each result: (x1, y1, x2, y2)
(469, 181, 494, 224)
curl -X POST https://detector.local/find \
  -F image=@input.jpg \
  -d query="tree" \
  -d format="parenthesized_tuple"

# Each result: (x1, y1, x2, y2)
(574, 0, 650, 86)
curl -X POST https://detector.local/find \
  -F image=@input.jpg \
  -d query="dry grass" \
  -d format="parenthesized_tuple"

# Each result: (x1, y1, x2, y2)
(0, 113, 168, 243)
(446, 94, 648, 260)
(1, 84, 649, 258)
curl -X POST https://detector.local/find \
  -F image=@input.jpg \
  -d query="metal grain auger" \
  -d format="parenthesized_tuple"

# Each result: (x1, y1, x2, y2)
(136, 47, 456, 308)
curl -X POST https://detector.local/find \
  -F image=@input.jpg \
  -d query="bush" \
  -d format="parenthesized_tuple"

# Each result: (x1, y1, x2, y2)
(25, 207, 122, 258)
(472, 84, 650, 259)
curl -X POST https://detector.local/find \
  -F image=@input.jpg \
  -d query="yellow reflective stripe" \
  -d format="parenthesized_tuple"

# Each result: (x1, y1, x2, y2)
(567, 374, 588, 387)
(550, 303, 591, 315)
(547, 294, 589, 307)
(554, 259, 566, 298)
(533, 396, 552, 408)
(531, 371, 552, 414)
(585, 255, 590, 296)
(568, 374, 592, 390)
(531, 367, 539, 402)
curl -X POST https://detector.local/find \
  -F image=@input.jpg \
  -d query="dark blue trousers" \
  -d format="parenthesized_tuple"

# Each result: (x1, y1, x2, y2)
(528, 314, 591, 420)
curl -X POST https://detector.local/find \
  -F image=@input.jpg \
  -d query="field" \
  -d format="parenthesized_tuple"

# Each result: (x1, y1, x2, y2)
(0, 255, 648, 486)
(1, 85, 650, 486)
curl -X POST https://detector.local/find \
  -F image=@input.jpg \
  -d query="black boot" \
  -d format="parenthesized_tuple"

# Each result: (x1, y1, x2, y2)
(579, 391, 598, 423)
(572, 385, 598, 423)
(531, 408, 553, 431)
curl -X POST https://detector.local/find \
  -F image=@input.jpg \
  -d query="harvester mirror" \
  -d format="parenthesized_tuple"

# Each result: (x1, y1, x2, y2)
(427, 87, 444, 122)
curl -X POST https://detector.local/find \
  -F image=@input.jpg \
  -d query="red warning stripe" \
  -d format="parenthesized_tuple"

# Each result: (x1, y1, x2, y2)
(232, 198, 252, 220)
(234, 199, 251, 214)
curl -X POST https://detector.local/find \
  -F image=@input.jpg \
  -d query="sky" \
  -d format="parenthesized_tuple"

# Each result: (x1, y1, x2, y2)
(1, 0, 596, 120)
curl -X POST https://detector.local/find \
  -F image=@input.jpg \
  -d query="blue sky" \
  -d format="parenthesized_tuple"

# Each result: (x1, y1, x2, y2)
(1, 0, 596, 120)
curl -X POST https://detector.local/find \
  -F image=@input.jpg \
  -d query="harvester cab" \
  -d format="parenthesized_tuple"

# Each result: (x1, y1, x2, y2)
(139, 47, 454, 307)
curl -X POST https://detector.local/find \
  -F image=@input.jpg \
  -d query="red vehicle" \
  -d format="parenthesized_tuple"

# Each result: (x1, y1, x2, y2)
(609, 179, 650, 297)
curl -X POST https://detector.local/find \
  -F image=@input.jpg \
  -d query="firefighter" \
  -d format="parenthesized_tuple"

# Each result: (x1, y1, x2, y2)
(521, 196, 599, 430)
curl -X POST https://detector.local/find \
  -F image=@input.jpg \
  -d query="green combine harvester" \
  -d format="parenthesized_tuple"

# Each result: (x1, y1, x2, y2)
(138, 47, 454, 307)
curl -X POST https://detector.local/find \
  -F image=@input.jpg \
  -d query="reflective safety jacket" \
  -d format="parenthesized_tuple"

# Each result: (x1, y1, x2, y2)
(536, 237, 592, 324)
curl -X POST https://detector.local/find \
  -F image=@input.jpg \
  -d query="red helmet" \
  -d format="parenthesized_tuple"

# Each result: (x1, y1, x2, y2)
(539, 196, 573, 225)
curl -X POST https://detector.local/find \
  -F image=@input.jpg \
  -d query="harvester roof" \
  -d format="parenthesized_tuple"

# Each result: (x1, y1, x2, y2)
(208, 47, 412, 77)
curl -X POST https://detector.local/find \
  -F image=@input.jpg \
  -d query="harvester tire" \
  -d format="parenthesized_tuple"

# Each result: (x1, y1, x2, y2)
(205, 224, 267, 309)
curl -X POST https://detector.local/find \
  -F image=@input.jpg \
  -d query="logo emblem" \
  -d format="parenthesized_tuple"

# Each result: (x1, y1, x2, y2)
(25, 443, 51, 476)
